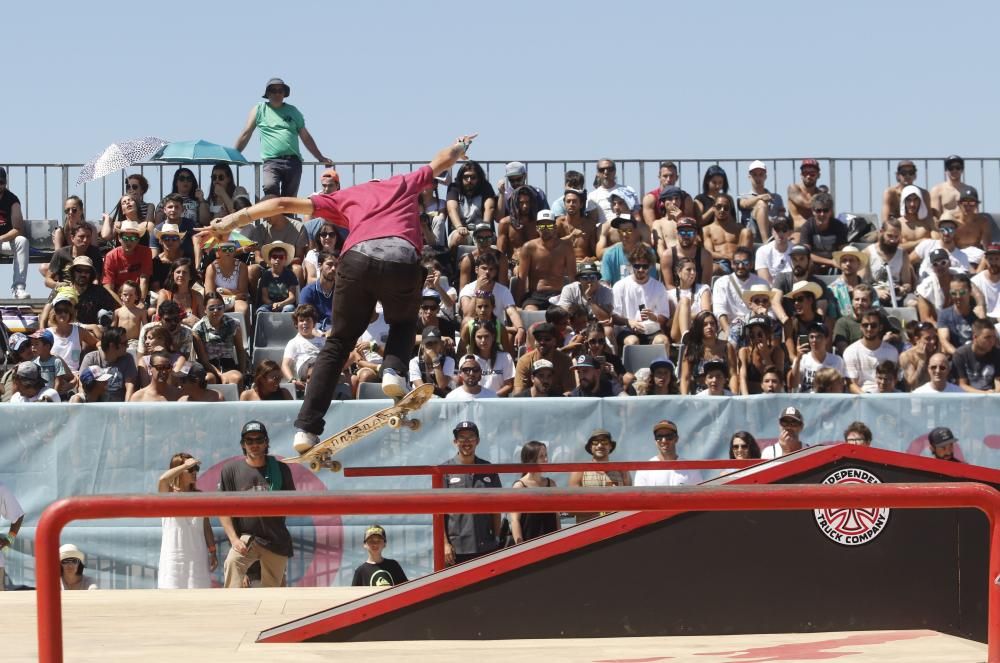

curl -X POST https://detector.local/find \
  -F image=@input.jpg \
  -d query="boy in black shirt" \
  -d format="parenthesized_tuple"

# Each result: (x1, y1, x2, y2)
(351, 525, 408, 587)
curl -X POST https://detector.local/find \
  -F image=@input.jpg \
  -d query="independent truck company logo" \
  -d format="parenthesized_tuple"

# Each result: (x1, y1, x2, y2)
(814, 468, 890, 546)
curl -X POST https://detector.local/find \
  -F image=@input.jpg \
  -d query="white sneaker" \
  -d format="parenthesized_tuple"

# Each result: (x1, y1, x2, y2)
(381, 367, 407, 399)
(293, 431, 320, 454)
(12, 285, 28, 300)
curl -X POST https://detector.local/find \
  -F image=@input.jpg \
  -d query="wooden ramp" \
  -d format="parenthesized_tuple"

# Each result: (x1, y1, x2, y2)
(0, 587, 987, 662)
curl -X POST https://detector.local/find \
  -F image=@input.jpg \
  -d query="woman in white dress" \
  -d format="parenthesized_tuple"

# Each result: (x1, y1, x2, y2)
(157, 453, 217, 588)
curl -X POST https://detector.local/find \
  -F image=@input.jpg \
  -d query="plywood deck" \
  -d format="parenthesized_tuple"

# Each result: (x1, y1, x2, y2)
(1, 587, 988, 662)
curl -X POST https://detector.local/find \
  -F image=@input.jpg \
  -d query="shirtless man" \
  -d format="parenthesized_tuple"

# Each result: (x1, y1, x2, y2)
(518, 210, 576, 311)
(930, 155, 966, 220)
(556, 188, 598, 262)
(881, 160, 931, 223)
(659, 217, 714, 287)
(897, 185, 937, 253)
(457, 223, 509, 290)
(496, 186, 539, 270)
(703, 194, 753, 275)
(787, 159, 823, 229)
(596, 190, 650, 259)
(898, 322, 939, 392)
(642, 161, 695, 225)
(650, 186, 685, 253)
(954, 186, 991, 257)
(128, 351, 179, 402)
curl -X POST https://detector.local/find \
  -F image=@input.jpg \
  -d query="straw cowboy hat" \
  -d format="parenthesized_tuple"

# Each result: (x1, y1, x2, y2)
(154, 222, 187, 241)
(832, 244, 869, 267)
(261, 241, 295, 261)
(117, 220, 146, 236)
(741, 283, 777, 304)
(783, 280, 824, 300)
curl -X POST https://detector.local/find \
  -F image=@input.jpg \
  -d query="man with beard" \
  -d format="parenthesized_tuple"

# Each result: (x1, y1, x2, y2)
(952, 319, 1000, 393)
(927, 427, 962, 462)
(896, 185, 936, 253)
(613, 246, 671, 347)
(634, 420, 704, 486)
(219, 420, 297, 587)
(711, 246, 768, 341)
(442, 421, 501, 566)
(41, 256, 116, 328)
(556, 188, 599, 262)
(446, 161, 495, 244)
(881, 160, 931, 223)
(298, 251, 336, 331)
(787, 159, 824, 229)
(496, 185, 540, 269)
(495, 161, 547, 220)
(569, 428, 631, 522)
(513, 323, 573, 394)
(643, 161, 696, 226)
(937, 273, 978, 354)
(770, 244, 835, 323)
(930, 155, 967, 220)
(863, 218, 917, 306)
(568, 353, 615, 397)
(42, 222, 104, 290)
(128, 351, 180, 402)
(517, 210, 575, 311)
(457, 223, 509, 290)
(917, 248, 961, 323)
(899, 321, 941, 391)
(843, 309, 899, 394)
(976, 244, 1000, 315)
(660, 217, 714, 287)
(704, 193, 753, 275)
(446, 354, 497, 400)
(953, 186, 991, 265)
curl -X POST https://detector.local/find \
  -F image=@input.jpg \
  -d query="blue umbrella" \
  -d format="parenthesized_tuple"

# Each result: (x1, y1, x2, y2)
(153, 140, 248, 165)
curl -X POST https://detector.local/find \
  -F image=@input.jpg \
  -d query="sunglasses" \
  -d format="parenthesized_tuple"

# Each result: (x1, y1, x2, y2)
(655, 433, 677, 441)
(631, 263, 651, 270)
(120, 234, 140, 242)
(160, 235, 180, 242)
(932, 258, 950, 266)
(266, 87, 284, 94)
(461, 366, 482, 374)
(950, 289, 969, 297)
(536, 224, 556, 231)
(948, 164, 964, 171)
(270, 253, 287, 260)
(317, 231, 337, 238)
(176, 175, 194, 182)
(211, 174, 227, 181)
(929, 364, 950, 371)
(243, 436, 268, 444)
(578, 274, 600, 281)
(940, 227, 956, 234)
(860, 322, 880, 329)
(461, 174, 478, 181)
(678, 229, 696, 237)
(618, 228, 635, 235)
(206, 305, 225, 312)
(60, 559, 78, 565)
(731, 443, 749, 450)
(125, 183, 141, 191)
(187, 464, 201, 473)
(218, 246, 236, 253)
(420, 304, 439, 311)
(898, 169, 916, 176)
(64, 206, 80, 214)
(598, 166, 616, 173)
(813, 207, 831, 213)
(733, 260, 750, 267)
(151, 363, 172, 371)
(715, 205, 730, 211)
(474, 234, 493, 242)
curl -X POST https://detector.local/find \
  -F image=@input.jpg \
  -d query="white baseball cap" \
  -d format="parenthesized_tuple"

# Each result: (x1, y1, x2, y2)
(748, 160, 767, 173)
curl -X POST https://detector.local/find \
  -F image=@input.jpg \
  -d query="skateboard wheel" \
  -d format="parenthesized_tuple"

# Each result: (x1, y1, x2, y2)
(329, 461, 342, 473)
(408, 419, 421, 432)
(388, 416, 401, 429)
(308, 460, 321, 472)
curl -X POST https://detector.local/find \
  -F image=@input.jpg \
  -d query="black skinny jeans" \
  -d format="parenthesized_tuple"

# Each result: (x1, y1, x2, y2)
(294, 249, 425, 435)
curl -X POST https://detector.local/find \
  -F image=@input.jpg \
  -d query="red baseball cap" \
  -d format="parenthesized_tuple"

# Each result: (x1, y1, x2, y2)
(320, 169, 340, 183)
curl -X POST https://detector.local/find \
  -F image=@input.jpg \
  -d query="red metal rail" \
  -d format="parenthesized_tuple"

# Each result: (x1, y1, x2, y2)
(35, 483, 1000, 663)
(345, 460, 762, 571)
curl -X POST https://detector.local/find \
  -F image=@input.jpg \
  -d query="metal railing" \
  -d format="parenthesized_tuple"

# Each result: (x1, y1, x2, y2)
(6, 157, 1000, 237)
(34, 483, 1000, 662)
(344, 459, 761, 571)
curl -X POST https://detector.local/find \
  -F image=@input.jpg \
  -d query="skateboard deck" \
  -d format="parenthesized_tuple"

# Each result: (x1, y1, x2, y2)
(282, 383, 434, 472)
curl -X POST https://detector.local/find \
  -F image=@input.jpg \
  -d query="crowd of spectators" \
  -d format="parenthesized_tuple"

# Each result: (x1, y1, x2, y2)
(4, 153, 1000, 405)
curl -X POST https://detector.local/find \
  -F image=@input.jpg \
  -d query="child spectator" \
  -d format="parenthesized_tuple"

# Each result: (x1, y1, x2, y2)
(351, 525, 408, 587)
(257, 241, 299, 314)
(30, 329, 73, 397)
(111, 280, 148, 351)
(282, 305, 325, 394)
(10, 361, 61, 403)
(1, 333, 34, 401)
(69, 366, 112, 403)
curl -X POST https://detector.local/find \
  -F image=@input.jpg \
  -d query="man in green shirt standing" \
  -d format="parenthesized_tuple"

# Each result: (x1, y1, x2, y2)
(235, 77, 333, 198)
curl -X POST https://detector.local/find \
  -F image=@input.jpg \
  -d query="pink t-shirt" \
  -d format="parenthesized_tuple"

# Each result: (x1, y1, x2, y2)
(310, 165, 433, 256)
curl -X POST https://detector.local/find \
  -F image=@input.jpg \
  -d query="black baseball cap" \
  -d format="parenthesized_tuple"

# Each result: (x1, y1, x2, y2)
(453, 421, 479, 436)
(929, 427, 957, 447)
(241, 420, 268, 438)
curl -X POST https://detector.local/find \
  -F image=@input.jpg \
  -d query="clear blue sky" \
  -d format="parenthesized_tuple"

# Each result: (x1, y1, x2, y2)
(9, 0, 997, 163)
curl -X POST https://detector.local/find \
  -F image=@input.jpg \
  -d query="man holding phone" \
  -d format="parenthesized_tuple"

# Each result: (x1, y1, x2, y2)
(218, 421, 296, 588)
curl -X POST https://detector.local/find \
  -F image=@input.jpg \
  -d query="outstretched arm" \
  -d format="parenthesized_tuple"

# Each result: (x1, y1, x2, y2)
(429, 134, 478, 175)
(198, 196, 316, 242)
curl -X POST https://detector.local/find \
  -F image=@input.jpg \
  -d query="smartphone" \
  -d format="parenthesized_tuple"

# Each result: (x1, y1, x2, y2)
(798, 334, 809, 346)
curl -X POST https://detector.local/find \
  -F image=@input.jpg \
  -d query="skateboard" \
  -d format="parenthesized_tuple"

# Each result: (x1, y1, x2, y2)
(282, 383, 434, 473)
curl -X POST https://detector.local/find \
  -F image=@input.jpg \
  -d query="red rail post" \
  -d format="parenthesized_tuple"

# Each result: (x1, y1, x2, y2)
(34, 483, 1000, 663)
(431, 473, 445, 571)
